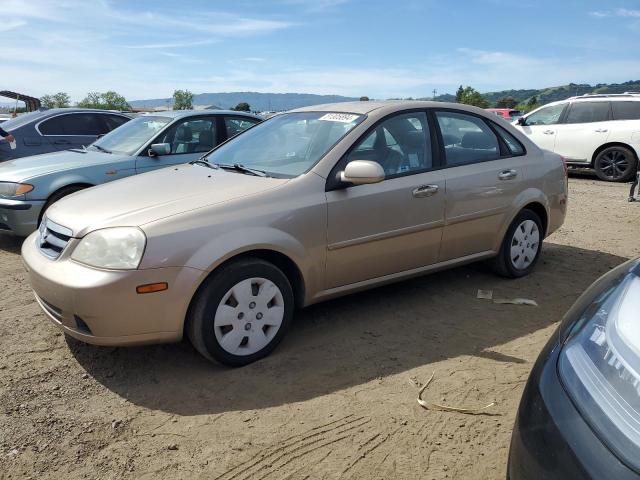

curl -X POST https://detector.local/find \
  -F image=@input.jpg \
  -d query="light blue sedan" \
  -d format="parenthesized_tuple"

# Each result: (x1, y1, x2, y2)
(0, 110, 261, 236)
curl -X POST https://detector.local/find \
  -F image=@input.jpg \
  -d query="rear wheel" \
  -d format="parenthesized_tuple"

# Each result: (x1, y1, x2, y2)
(594, 146, 637, 182)
(491, 209, 543, 278)
(186, 258, 294, 366)
(38, 185, 88, 225)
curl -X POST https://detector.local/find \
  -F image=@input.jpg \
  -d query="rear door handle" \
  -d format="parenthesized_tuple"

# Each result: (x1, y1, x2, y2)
(595, 128, 608, 133)
(498, 169, 518, 180)
(412, 184, 439, 198)
(543, 130, 555, 135)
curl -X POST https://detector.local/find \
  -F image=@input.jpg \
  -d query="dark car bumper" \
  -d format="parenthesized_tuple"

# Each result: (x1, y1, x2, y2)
(507, 335, 639, 480)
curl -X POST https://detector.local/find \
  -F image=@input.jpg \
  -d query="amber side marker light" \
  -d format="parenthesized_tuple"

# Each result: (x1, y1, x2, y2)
(136, 282, 168, 294)
(16, 184, 34, 195)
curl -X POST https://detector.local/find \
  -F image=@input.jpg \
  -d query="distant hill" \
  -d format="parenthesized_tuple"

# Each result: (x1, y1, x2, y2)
(129, 91, 359, 111)
(431, 80, 640, 106)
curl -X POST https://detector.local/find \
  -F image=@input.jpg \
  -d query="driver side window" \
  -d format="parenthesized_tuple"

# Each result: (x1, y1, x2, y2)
(346, 112, 432, 177)
(158, 118, 217, 154)
(525, 104, 565, 126)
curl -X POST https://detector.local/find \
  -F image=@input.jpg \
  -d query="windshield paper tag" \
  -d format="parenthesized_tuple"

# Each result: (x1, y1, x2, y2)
(318, 113, 360, 123)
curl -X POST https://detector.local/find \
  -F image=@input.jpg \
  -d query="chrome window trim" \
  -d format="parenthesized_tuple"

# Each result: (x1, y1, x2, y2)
(35, 112, 131, 137)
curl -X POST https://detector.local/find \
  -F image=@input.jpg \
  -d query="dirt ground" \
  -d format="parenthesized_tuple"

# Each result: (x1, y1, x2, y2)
(1, 175, 639, 480)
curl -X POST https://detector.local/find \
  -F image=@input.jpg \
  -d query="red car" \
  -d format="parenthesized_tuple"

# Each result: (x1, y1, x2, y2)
(486, 108, 522, 121)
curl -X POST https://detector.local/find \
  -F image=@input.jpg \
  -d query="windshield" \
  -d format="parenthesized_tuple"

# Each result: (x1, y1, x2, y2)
(91, 115, 172, 155)
(0, 110, 49, 131)
(204, 111, 365, 177)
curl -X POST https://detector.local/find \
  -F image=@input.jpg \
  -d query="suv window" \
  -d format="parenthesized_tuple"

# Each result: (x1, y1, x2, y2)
(436, 111, 499, 166)
(157, 117, 217, 154)
(565, 102, 610, 124)
(612, 101, 640, 120)
(346, 112, 432, 176)
(224, 117, 260, 139)
(525, 104, 565, 126)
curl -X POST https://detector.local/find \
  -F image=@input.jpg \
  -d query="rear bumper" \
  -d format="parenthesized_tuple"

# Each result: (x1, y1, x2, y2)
(22, 232, 203, 346)
(0, 198, 44, 236)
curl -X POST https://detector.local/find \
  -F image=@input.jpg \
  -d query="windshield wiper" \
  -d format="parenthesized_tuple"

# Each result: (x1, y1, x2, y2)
(92, 144, 112, 154)
(190, 158, 218, 169)
(215, 163, 268, 177)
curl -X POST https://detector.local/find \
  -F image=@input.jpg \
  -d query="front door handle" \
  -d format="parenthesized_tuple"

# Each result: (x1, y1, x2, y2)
(498, 169, 518, 180)
(543, 130, 555, 135)
(595, 128, 608, 133)
(413, 184, 439, 198)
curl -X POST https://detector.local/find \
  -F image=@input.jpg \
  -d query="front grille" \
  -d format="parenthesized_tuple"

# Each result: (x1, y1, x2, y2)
(38, 218, 73, 259)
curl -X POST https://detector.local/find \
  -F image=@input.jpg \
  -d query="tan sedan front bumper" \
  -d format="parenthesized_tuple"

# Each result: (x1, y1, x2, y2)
(21, 233, 204, 346)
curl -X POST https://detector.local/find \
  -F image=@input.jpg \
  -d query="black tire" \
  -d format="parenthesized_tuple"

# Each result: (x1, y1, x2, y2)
(186, 258, 294, 367)
(38, 185, 88, 225)
(491, 209, 543, 278)
(593, 146, 637, 182)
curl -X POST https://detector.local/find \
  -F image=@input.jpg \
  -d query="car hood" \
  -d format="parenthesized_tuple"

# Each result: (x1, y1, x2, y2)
(46, 164, 289, 237)
(0, 149, 124, 182)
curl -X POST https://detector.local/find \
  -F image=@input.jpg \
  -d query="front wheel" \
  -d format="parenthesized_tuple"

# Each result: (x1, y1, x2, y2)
(594, 146, 637, 182)
(186, 258, 294, 366)
(491, 209, 543, 278)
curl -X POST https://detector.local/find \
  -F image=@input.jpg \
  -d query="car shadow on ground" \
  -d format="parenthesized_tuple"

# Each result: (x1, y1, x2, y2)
(0, 234, 23, 254)
(67, 242, 628, 415)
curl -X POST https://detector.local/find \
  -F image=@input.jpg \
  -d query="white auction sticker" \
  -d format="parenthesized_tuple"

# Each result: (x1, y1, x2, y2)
(318, 113, 360, 123)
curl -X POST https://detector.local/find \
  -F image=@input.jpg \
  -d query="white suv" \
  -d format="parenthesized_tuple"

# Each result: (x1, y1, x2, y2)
(514, 93, 640, 182)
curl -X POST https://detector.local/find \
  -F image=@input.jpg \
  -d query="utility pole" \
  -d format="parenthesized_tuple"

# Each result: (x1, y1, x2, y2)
(432, 89, 437, 100)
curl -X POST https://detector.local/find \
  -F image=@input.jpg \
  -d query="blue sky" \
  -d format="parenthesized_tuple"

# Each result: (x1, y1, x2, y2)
(1, 0, 640, 102)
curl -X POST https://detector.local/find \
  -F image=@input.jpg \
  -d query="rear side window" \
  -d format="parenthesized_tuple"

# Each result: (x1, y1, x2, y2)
(493, 124, 525, 155)
(612, 102, 640, 120)
(224, 117, 260, 139)
(61, 114, 105, 135)
(565, 102, 610, 124)
(39, 114, 105, 135)
(38, 116, 65, 135)
(436, 111, 500, 166)
(103, 114, 130, 131)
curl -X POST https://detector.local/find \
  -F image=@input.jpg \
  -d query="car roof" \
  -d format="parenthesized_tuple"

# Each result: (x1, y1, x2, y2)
(141, 109, 260, 119)
(39, 108, 134, 116)
(290, 100, 491, 116)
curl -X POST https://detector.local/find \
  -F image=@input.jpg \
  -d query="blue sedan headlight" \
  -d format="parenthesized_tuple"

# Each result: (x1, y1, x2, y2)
(559, 264, 640, 471)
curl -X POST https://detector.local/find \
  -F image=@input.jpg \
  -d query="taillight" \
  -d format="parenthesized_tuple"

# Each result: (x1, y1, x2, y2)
(560, 156, 568, 177)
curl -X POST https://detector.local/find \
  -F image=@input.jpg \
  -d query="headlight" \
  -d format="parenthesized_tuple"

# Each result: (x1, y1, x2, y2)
(0, 182, 33, 198)
(71, 227, 146, 270)
(559, 267, 640, 471)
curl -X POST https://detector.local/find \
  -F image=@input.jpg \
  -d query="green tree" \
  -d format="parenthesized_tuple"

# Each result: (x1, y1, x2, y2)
(172, 89, 194, 110)
(359, 96, 370, 101)
(495, 96, 518, 109)
(40, 92, 71, 108)
(455, 85, 464, 103)
(457, 86, 490, 108)
(232, 102, 251, 112)
(77, 91, 130, 110)
(101, 91, 130, 110)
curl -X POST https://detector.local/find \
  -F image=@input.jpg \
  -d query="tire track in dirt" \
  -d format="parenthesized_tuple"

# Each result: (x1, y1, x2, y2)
(215, 414, 370, 480)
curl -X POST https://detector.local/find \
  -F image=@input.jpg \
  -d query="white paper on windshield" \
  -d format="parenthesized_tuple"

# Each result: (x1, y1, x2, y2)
(318, 113, 360, 123)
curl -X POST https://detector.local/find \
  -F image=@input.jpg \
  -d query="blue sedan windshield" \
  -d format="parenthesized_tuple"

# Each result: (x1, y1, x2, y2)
(91, 116, 172, 155)
(204, 112, 364, 177)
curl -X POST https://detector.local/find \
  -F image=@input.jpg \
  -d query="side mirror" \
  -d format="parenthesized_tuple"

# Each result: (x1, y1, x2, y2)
(149, 143, 171, 156)
(516, 117, 526, 126)
(340, 160, 385, 186)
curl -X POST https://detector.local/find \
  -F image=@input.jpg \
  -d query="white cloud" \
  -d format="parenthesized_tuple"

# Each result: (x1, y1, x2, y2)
(589, 8, 640, 18)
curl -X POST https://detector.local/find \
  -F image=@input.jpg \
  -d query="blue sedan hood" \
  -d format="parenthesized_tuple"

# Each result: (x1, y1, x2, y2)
(0, 149, 129, 182)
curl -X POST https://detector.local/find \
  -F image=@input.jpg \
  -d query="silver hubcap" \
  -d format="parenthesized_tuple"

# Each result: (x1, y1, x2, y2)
(510, 220, 540, 270)
(214, 277, 284, 356)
